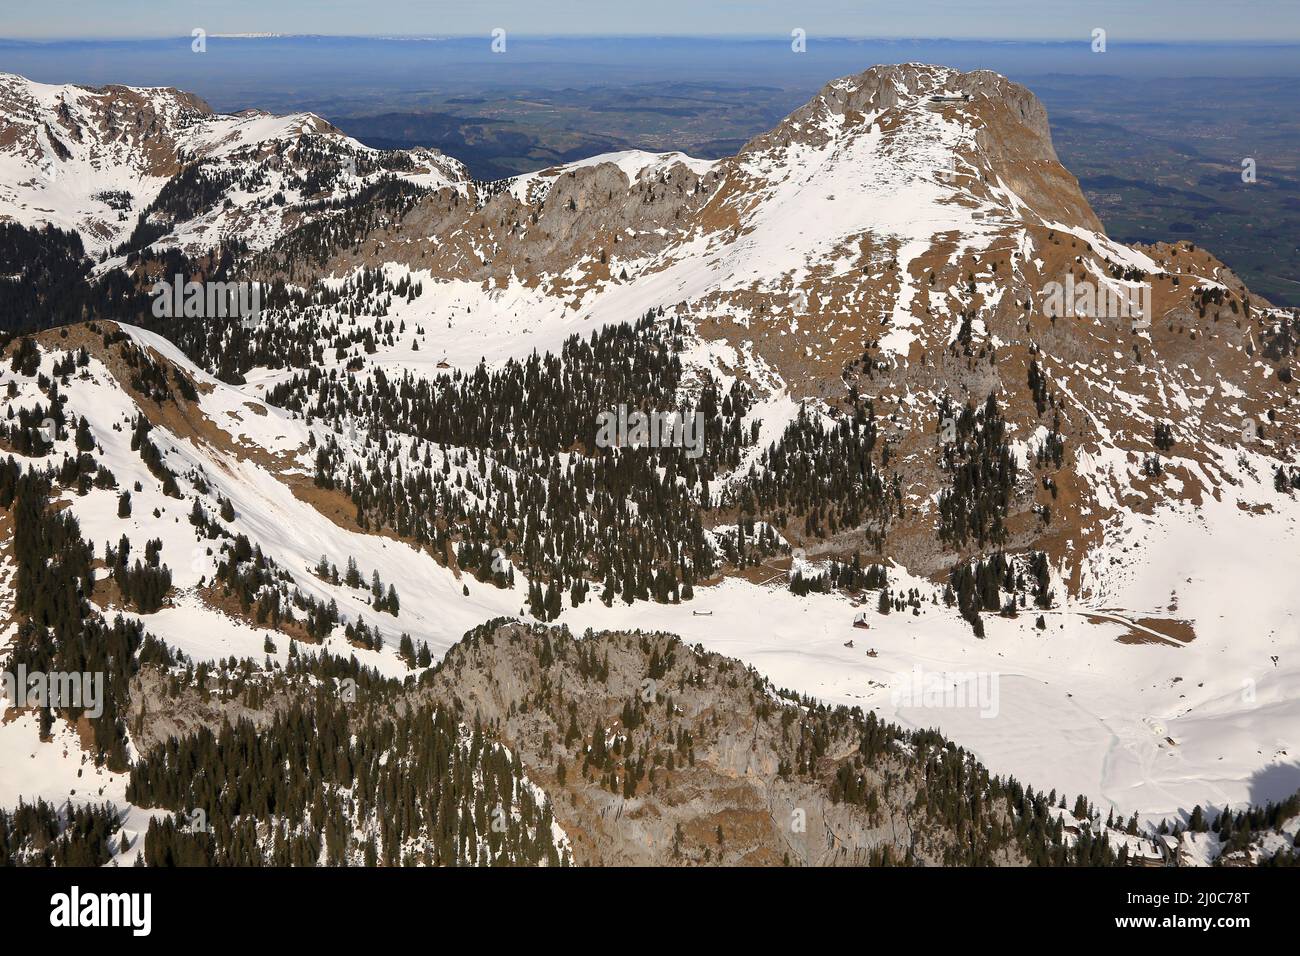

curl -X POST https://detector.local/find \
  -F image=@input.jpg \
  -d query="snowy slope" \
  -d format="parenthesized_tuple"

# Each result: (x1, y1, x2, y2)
(0, 72, 467, 257)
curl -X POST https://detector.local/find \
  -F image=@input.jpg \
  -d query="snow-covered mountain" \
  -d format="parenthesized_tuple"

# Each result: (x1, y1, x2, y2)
(1, 64, 1298, 866)
(0, 72, 466, 258)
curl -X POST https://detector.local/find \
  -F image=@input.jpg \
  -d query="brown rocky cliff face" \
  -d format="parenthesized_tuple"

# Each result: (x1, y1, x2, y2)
(116, 622, 1064, 866)
(319, 156, 717, 296)
(731, 63, 1097, 233)
(415, 623, 1027, 866)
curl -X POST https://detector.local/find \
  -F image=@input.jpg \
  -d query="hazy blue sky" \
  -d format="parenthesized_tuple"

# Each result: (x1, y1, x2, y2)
(4, 0, 1299, 42)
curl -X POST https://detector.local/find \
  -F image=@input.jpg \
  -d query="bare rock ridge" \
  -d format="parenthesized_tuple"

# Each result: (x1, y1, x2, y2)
(122, 620, 1076, 866)
(413, 621, 1052, 865)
